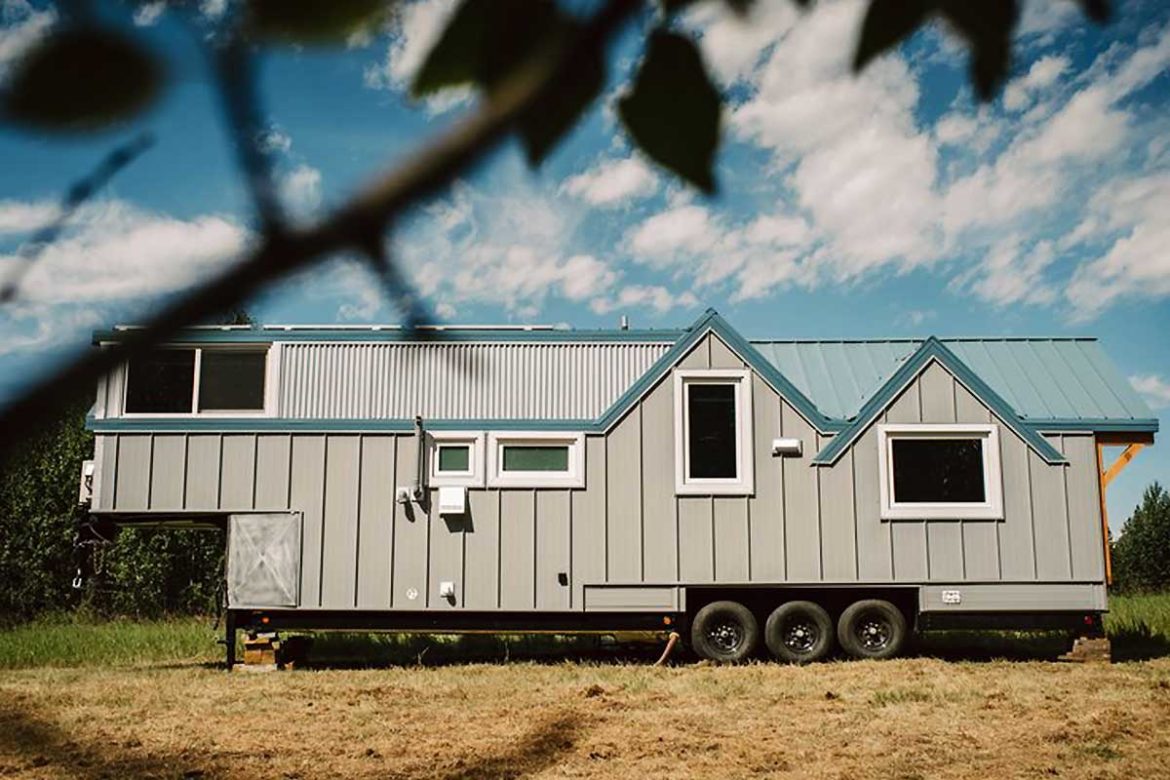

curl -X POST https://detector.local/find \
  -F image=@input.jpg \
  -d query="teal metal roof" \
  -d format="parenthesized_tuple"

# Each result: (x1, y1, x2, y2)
(750, 338, 1155, 424)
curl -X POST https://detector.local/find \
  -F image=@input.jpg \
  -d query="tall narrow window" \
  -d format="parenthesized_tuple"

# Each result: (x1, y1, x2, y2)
(877, 424, 1003, 520)
(674, 369, 754, 495)
(125, 349, 196, 413)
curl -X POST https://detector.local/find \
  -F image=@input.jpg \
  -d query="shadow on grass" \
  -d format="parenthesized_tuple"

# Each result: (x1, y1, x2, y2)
(436, 710, 585, 780)
(0, 694, 204, 780)
(296, 632, 668, 669)
(913, 626, 1170, 663)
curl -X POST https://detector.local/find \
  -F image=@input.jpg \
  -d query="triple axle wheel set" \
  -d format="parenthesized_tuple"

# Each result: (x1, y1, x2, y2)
(689, 598, 908, 663)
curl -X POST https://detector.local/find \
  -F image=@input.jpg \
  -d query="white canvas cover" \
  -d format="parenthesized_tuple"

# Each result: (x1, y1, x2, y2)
(227, 513, 302, 607)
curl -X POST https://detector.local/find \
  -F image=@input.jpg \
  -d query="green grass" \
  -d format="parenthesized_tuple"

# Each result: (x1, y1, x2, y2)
(0, 616, 220, 670)
(1, 592, 1168, 670)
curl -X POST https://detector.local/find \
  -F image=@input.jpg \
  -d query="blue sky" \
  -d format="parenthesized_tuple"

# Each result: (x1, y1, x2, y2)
(0, 0, 1167, 529)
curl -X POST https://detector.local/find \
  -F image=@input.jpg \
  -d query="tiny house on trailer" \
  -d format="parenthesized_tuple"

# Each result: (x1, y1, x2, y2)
(83, 310, 1157, 664)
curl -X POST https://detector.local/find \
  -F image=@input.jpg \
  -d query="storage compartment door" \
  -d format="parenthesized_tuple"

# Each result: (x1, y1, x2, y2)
(227, 513, 302, 608)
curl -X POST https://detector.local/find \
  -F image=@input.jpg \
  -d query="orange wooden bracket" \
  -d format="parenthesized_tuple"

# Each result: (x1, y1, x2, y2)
(1096, 441, 1147, 585)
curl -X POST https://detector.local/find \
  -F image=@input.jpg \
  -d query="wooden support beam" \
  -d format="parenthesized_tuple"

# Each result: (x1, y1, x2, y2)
(1096, 439, 1148, 586)
(1103, 443, 1144, 488)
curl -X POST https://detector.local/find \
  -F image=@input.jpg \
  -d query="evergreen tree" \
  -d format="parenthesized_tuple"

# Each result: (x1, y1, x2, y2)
(1113, 483, 1170, 593)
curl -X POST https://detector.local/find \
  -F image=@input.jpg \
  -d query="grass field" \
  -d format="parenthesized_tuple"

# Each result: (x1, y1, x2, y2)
(0, 594, 1168, 779)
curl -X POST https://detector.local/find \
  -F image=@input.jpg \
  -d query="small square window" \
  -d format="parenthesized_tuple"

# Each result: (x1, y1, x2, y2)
(429, 433, 485, 487)
(437, 444, 471, 473)
(198, 350, 267, 412)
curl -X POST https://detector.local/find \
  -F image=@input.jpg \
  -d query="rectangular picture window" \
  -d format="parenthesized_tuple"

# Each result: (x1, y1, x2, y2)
(877, 424, 1003, 520)
(198, 350, 267, 411)
(687, 383, 738, 479)
(502, 445, 570, 473)
(891, 438, 986, 504)
(124, 349, 196, 413)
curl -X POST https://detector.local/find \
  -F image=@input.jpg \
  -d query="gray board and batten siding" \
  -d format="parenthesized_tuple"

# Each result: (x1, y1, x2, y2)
(88, 319, 1136, 615)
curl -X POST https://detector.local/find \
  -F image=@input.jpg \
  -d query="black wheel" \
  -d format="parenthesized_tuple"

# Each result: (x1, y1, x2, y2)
(764, 601, 834, 663)
(690, 600, 760, 663)
(837, 599, 908, 660)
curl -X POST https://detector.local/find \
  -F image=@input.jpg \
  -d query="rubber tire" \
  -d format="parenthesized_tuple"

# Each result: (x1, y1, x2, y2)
(690, 600, 760, 663)
(837, 599, 908, 660)
(764, 601, 835, 664)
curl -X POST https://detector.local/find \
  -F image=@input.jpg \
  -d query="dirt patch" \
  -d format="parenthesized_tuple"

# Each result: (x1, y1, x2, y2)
(1, 658, 1169, 778)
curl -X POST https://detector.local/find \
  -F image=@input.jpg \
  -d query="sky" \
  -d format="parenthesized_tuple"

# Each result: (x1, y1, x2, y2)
(0, 0, 1167, 531)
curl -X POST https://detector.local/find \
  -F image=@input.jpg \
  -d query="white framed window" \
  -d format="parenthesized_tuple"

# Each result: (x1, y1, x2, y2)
(674, 369, 754, 495)
(877, 424, 1004, 520)
(487, 432, 585, 488)
(122, 345, 272, 417)
(428, 432, 485, 488)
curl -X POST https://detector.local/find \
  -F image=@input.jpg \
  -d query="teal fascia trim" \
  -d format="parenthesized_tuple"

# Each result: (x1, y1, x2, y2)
(1030, 418, 1160, 434)
(595, 309, 843, 434)
(812, 337, 1067, 466)
(88, 416, 601, 434)
(92, 327, 685, 345)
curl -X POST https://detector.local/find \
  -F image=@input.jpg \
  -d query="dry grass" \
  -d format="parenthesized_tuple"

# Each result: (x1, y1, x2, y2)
(2, 657, 1170, 779)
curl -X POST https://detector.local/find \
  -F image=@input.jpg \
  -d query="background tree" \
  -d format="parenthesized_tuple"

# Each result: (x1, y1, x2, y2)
(1112, 483, 1170, 593)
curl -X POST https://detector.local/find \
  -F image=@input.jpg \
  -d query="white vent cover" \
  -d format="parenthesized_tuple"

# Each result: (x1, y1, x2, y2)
(438, 486, 467, 516)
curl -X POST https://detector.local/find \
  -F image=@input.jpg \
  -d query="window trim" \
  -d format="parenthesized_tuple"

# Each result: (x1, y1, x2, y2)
(486, 432, 585, 488)
(428, 432, 486, 488)
(121, 344, 273, 418)
(673, 369, 754, 496)
(877, 423, 1004, 521)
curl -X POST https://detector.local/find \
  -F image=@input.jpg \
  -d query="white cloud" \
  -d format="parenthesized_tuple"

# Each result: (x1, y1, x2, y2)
(0, 303, 105, 357)
(560, 254, 617, 301)
(1003, 55, 1070, 112)
(1129, 375, 1170, 410)
(1016, 0, 1081, 42)
(257, 125, 293, 155)
(562, 157, 659, 207)
(689, 0, 800, 85)
(364, 0, 473, 112)
(731, 0, 941, 281)
(0, 200, 247, 304)
(590, 285, 699, 316)
(626, 204, 721, 263)
(0, 0, 55, 73)
(0, 199, 57, 235)
(132, 1, 166, 27)
(953, 236, 1058, 307)
(280, 164, 323, 217)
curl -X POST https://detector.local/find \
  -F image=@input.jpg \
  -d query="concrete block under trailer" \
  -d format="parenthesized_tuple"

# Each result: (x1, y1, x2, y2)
(83, 310, 1155, 665)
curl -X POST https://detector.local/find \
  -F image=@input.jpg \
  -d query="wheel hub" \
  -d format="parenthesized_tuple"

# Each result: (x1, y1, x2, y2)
(783, 618, 818, 653)
(707, 621, 744, 653)
(857, 616, 891, 650)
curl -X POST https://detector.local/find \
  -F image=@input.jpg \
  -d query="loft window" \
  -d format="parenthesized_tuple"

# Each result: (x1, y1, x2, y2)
(487, 433, 585, 488)
(125, 349, 196, 413)
(123, 346, 270, 416)
(877, 424, 1003, 520)
(199, 350, 267, 411)
(429, 433, 484, 487)
(674, 369, 754, 495)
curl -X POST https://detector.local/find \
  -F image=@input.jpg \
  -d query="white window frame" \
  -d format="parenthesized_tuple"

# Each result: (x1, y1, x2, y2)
(428, 432, 486, 488)
(674, 369, 754, 496)
(121, 344, 274, 418)
(487, 431, 585, 489)
(877, 423, 1004, 520)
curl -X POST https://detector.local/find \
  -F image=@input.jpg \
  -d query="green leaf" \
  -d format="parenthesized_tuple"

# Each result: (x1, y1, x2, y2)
(853, 0, 933, 72)
(938, 0, 1019, 101)
(1, 28, 163, 132)
(618, 30, 721, 193)
(413, 0, 562, 97)
(248, 0, 390, 44)
(518, 37, 604, 164)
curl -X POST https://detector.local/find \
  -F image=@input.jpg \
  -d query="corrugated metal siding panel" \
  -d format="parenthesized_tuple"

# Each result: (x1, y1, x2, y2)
(751, 339, 1154, 423)
(278, 342, 670, 420)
